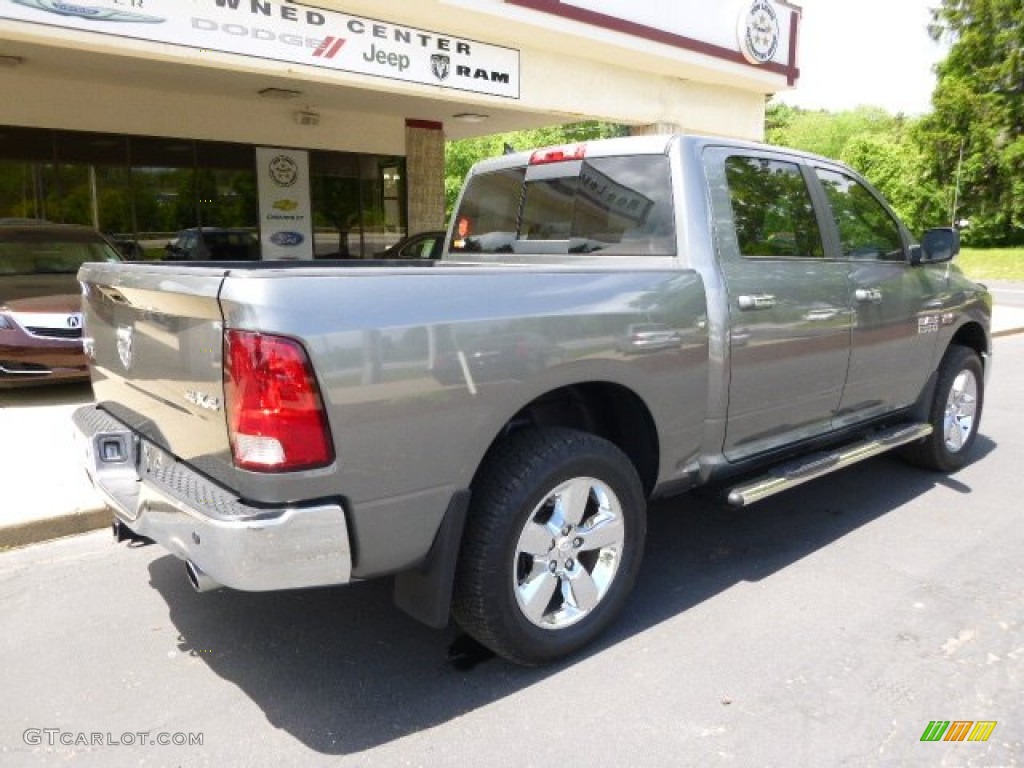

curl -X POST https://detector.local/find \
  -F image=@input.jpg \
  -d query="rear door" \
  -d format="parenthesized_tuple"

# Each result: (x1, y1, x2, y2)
(811, 166, 941, 424)
(704, 147, 853, 461)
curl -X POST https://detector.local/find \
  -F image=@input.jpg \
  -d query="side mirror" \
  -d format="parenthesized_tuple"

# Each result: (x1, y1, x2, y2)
(914, 227, 960, 265)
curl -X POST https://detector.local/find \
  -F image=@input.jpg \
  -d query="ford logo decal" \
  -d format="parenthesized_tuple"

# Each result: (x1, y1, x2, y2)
(270, 231, 305, 247)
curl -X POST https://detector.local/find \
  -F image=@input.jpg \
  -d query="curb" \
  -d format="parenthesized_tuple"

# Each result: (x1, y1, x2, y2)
(993, 326, 1024, 339)
(0, 507, 110, 551)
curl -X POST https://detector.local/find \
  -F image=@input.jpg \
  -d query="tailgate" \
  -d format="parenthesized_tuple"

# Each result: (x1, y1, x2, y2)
(79, 262, 232, 478)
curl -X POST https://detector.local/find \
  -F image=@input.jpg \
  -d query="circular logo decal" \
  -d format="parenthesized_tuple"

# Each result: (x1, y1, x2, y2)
(738, 0, 780, 65)
(270, 231, 305, 247)
(268, 154, 299, 187)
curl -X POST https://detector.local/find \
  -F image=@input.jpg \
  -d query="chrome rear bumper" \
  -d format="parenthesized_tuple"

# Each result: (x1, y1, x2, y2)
(73, 405, 352, 592)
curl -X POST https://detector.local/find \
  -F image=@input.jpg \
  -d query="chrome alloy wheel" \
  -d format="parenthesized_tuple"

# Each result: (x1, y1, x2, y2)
(943, 368, 979, 453)
(512, 476, 625, 630)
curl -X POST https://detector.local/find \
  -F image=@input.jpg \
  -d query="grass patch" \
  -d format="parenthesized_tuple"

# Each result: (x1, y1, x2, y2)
(956, 247, 1024, 282)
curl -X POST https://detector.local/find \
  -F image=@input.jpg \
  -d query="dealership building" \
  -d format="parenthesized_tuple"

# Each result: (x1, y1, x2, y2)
(0, 0, 801, 259)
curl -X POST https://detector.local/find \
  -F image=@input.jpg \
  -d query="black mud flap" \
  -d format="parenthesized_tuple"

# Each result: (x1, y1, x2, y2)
(393, 490, 470, 628)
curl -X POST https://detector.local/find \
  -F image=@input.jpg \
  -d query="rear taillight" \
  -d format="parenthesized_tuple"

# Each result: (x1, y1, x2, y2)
(223, 330, 334, 472)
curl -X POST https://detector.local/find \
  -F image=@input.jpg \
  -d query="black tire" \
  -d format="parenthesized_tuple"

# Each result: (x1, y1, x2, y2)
(901, 345, 984, 472)
(452, 427, 646, 666)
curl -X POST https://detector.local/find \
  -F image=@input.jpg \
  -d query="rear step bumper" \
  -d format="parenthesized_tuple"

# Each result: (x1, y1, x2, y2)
(726, 423, 933, 507)
(72, 405, 352, 591)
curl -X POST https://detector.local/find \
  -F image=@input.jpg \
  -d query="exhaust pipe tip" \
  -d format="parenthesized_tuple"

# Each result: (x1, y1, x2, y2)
(185, 560, 222, 593)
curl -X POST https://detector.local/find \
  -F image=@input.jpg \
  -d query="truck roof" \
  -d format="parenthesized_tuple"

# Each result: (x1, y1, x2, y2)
(471, 134, 676, 175)
(467, 133, 846, 177)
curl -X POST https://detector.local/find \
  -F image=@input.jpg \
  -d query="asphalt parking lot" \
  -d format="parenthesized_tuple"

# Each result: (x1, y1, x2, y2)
(1, 333, 1022, 767)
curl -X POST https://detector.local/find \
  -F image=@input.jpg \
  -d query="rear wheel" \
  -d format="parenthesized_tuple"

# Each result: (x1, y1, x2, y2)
(453, 428, 646, 665)
(901, 345, 983, 472)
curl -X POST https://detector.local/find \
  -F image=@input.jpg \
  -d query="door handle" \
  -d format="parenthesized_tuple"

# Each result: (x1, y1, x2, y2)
(737, 294, 777, 310)
(855, 288, 883, 304)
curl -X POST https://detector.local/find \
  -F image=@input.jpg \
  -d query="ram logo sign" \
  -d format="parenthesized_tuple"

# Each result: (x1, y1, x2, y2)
(1, 0, 519, 98)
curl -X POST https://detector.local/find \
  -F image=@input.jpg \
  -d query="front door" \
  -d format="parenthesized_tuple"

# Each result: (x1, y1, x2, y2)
(705, 149, 853, 462)
(812, 167, 940, 425)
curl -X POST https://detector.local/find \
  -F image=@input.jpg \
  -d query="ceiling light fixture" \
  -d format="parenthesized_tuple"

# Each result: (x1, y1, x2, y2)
(259, 87, 302, 99)
(452, 112, 490, 124)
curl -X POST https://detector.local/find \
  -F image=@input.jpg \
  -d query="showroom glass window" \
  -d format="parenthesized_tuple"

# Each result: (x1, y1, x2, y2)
(0, 125, 406, 260)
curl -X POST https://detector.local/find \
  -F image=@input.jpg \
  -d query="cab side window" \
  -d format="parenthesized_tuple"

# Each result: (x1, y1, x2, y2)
(724, 156, 824, 258)
(815, 169, 904, 261)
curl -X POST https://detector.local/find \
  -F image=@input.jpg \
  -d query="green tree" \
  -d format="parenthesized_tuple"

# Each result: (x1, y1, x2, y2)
(920, 0, 1024, 245)
(765, 103, 944, 233)
(839, 130, 946, 233)
(767, 104, 898, 160)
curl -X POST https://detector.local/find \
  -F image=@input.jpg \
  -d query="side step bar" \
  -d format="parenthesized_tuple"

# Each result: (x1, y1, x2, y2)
(726, 423, 933, 508)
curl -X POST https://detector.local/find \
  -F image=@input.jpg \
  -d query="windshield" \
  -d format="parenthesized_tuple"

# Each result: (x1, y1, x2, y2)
(0, 232, 121, 276)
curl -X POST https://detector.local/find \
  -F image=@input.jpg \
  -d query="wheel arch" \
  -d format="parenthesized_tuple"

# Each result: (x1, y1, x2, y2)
(912, 321, 990, 424)
(948, 320, 990, 367)
(394, 379, 661, 630)
(472, 381, 661, 499)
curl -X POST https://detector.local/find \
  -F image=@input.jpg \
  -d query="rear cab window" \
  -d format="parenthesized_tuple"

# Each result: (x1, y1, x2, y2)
(450, 168, 524, 255)
(450, 153, 676, 257)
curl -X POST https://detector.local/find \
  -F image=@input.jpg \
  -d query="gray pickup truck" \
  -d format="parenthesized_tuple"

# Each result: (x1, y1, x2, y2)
(74, 135, 991, 665)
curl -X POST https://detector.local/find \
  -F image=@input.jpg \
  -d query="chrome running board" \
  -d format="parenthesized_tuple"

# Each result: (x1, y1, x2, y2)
(726, 423, 934, 508)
